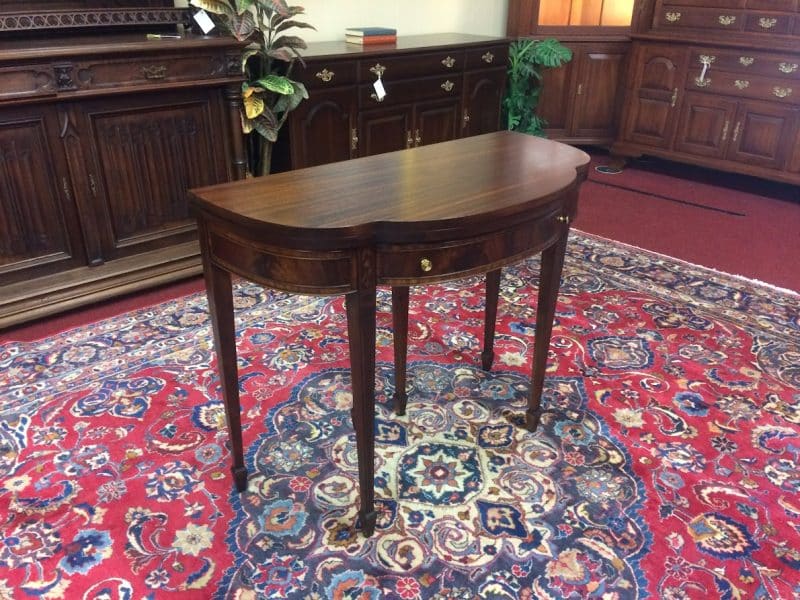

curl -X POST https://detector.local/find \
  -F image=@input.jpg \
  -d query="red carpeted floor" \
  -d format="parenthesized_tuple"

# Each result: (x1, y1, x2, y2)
(2, 151, 798, 343)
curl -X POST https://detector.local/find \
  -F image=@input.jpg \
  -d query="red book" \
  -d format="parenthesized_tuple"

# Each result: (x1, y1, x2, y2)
(346, 34, 397, 45)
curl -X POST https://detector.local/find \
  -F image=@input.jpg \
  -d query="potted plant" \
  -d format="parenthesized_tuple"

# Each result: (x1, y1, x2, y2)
(503, 38, 572, 137)
(189, 0, 314, 175)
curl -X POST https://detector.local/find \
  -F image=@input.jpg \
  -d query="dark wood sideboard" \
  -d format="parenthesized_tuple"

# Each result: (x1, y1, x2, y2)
(275, 34, 510, 170)
(0, 1, 245, 328)
(614, 0, 800, 185)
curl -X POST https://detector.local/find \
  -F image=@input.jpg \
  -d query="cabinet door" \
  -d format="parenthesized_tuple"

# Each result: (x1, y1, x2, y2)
(359, 104, 413, 156)
(76, 91, 229, 262)
(571, 45, 628, 141)
(674, 92, 738, 158)
(789, 122, 800, 173)
(621, 44, 688, 148)
(538, 52, 579, 139)
(414, 98, 460, 147)
(725, 100, 795, 169)
(288, 86, 357, 169)
(0, 106, 86, 284)
(462, 68, 506, 137)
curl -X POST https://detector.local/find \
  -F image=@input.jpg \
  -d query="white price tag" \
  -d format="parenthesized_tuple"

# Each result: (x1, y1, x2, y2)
(193, 9, 216, 34)
(372, 77, 386, 101)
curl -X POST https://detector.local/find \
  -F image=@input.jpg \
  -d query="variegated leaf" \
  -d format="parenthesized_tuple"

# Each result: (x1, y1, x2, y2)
(269, 0, 291, 17)
(229, 10, 256, 40)
(234, 0, 254, 14)
(241, 48, 260, 72)
(189, 0, 234, 18)
(253, 75, 294, 95)
(252, 108, 279, 141)
(275, 20, 316, 34)
(272, 35, 307, 51)
(240, 113, 255, 134)
(243, 93, 265, 119)
(267, 47, 294, 62)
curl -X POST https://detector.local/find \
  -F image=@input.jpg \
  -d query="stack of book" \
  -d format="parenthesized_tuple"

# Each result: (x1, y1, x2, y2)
(345, 27, 397, 45)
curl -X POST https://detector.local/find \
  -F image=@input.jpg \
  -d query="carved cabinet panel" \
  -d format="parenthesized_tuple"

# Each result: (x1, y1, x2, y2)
(725, 100, 795, 168)
(287, 86, 357, 168)
(462, 68, 506, 137)
(674, 92, 738, 158)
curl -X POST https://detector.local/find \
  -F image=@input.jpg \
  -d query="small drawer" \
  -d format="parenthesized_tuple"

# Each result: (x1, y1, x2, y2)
(688, 68, 796, 103)
(358, 51, 465, 81)
(376, 214, 563, 284)
(690, 49, 800, 80)
(0, 64, 54, 102)
(744, 13, 793, 33)
(464, 45, 509, 69)
(745, 0, 797, 9)
(657, 8, 745, 30)
(295, 60, 358, 90)
(360, 74, 462, 107)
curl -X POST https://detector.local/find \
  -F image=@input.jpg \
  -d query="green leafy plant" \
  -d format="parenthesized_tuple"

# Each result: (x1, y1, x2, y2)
(190, 0, 314, 175)
(503, 38, 572, 137)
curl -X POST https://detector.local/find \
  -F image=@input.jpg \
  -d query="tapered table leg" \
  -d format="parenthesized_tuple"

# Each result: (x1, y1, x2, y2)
(204, 262, 248, 492)
(481, 269, 501, 370)
(526, 233, 569, 432)
(391, 286, 409, 415)
(346, 288, 378, 536)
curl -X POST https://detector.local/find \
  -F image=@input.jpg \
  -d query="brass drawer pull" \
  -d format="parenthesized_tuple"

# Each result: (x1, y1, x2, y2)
(665, 11, 681, 22)
(694, 76, 712, 88)
(481, 51, 494, 63)
(721, 119, 730, 142)
(759, 17, 777, 29)
(739, 56, 754, 67)
(420, 258, 433, 272)
(670, 87, 679, 107)
(718, 15, 736, 26)
(406, 131, 413, 149)
(142, 65, 167, 80)
(350, 128, 358, 151)
(370, 63, 386, 77)
(778, 63, 798, 74)
(414, 129, 422, 147)
(441, 79, 454, 92)
(732, 121, 741, 143)
(441, 56, 456, 68)
(734, 80, 749, 90)
(315, 68, 334, 82)
(557, 215, 571, 225)
(462, 109, 470, 128)
(370, 92, 384, 103)
(773, 86, 793, 98)
(62, 176, 72, 201)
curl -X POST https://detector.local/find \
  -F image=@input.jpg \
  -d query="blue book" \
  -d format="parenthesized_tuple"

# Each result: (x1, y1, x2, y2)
(345, 27, 397, 37)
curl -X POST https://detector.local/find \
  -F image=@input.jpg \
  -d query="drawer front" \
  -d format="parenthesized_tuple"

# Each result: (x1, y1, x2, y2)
(377, 215, 563, 284)
(360, 74, 462, 107)
(464, 45, 509, 69)
(73, 52, 231, 91)
(663, 0, 745, 6)
(0, 64, 54, 102)
(745, 0, 797, 9)
(295, 59, 358, 90)
(690, 49, 800, 80)
(688, 68, 797, 103)
(359, 50, 465, 81)
(657, 8, 745, 30)
(744, 12, 794, 32)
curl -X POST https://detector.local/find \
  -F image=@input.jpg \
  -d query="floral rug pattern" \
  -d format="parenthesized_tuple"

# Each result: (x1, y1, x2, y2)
(1, 231, 798, 599)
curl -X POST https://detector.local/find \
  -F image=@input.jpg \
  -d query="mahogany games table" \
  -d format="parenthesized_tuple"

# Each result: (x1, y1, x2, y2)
(190, 131, 590, 536)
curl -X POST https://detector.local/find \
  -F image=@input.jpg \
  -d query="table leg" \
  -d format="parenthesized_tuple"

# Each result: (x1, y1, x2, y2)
(204, 263, 248, 492)
(481, 269, 501, 370)
(526, 233, 569, 432)
(346, 288, 378, 536)
(391, 286, 409, 416)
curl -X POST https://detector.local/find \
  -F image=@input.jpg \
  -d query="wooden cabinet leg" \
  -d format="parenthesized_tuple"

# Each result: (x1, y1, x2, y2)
(526, 233, 568, 432)
(346, 288, 378, 536)
(204, 262, 248, 491)
(391, 286, 409, 416)
(482, 269, 501, 370)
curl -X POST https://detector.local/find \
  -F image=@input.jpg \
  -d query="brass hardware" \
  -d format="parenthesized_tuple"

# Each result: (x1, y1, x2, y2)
(88, 173, 97, 197)
(773, 86, 793, 98)
(350, 128, 358, 151)
(699, 55, 715, 66)
(718, 15, 736, 26)
(481, 51, 494, 63)
(694, 76, 711, 88)
(370, 63, 386, 77)
(557, 215, 571, 225)
(721, 119, 730, 142)
(414, 129, 422, 147)
(732, 121, 741, 143)
(462, 109, 470, 129)
(142, 65, 167, 79)
(406, 131, 413, 149)
(733, 79, 750, 90)
(739, 56, 754, 67)
(62, 177, 72, 201)
(759, 17, 777, 29)
(420, 258, 433, 272)
(441, 79, 455, 92)
(670, 87, 679, 107)
(577, 83, 583, 95)
(441, 56, 456, 68)
(665, 11, 681, 22)
(778, 63, 798, 74)
(315, 68, 334, 82)
(370, 92, 384, 103)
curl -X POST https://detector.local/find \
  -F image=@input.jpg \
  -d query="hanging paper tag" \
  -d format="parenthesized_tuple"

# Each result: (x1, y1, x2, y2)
(699, 63, 708, 82)
(193, 9, 216, 34)
(373, 77, 386, 101)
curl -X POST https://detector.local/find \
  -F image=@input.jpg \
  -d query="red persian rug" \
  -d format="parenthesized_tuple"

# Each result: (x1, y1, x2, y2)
(1, 231, 798, 599)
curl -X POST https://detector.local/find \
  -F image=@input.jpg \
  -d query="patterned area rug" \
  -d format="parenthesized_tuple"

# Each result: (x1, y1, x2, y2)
(1, 231, 798, 599)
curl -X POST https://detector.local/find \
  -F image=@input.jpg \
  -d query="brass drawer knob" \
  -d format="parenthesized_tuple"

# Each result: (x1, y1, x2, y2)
(557, 215, 571, 225)
(773, 86, 793, 98)
(759, 17, 777, 29)
(665, 11, 681, 22)
(718, 15, 736, 26)
(481, 51, 494, 64)
(420, 258, 433, 272)
(315, 68, 334, 82)
(734, 79, 749, 89)
(778, 63, 798, 74)
(441, 79, 454, 92)
(370, 63, 386, 78)
(441, 56, 456, 68)
(739, 57, 754, 67)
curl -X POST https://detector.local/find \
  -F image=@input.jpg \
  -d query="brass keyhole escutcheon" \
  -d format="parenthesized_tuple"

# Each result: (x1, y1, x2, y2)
(420, 258, 433, 272)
